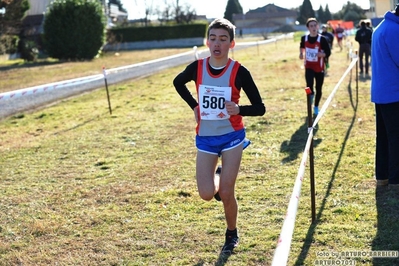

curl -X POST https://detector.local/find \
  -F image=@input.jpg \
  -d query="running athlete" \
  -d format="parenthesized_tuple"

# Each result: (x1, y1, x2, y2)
(299, 18, 331, 115)
(173, 18, 265, 254)
(355, 21, 372, 78)
(335, 23, 345, 51)
(321, 25, 334, 74)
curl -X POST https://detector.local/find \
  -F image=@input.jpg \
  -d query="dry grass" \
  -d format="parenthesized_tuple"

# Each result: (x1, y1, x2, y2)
(1, 36, 399, 265)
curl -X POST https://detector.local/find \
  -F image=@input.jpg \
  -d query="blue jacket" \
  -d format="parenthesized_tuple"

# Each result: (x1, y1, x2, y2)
(371, 11, 399, 104)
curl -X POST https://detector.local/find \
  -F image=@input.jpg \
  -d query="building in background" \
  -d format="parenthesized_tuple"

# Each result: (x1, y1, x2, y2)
(232, 4, 297, 36)
(21, 0, 52, 49)
(367, 0, 398, 18)
(108, 3, 128, 25)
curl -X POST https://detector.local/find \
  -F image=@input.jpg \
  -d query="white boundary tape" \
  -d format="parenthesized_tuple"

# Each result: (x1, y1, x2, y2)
(0, 74, 103, 101)
(271, 130, 314, 266)
(0, 49, 199, 102)
(271, 57, 358, 266)
(0, 48, 208, 119)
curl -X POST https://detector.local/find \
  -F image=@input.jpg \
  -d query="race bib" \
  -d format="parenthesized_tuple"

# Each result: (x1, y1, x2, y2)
(198, 85, 232, 120)
(305, 47, 318, 62)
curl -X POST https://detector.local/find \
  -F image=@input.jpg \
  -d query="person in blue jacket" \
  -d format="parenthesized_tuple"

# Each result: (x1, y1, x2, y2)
(371, 4, 399, 187)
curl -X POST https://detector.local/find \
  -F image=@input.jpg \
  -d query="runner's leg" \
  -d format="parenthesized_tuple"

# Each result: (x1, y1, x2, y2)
(219, 144, 243, 230)
(196, 151, 219, 201)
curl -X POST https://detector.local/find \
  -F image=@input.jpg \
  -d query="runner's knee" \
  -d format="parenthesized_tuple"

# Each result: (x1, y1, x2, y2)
(198, 190, 214, 201)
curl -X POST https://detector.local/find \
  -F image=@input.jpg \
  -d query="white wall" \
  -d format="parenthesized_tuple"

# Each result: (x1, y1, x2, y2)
(26, 0, 52, 16)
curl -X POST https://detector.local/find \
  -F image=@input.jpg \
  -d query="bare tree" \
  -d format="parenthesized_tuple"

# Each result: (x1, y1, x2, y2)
(140, 0, 196, 25)
(156, 0, 173, 24)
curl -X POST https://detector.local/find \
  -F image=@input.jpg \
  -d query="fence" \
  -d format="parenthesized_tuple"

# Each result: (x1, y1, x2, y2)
(271, 54, 359, 265)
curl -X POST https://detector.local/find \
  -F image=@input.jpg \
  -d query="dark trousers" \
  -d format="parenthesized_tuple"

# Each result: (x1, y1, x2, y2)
(305, 68, 324, 107)
(375, 102, 399, 184)
(359, 43, 371, 74)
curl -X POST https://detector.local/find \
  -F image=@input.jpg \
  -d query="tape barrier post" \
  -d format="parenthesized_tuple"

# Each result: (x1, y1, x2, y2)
(355, 51, 359, 88)
(193, 46, 199, 60)
(102, 67, 112, 115)
(305, 87, 316, 223)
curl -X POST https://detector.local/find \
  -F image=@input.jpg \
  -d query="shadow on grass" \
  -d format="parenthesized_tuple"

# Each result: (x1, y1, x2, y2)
(215, 252, 232, 266)
(280, 117, 322, 164)
(372, 186, 399, 265)
(52, 114, 102, 135)
(193, 252, 232, 266)
(293, 71, 359, 265)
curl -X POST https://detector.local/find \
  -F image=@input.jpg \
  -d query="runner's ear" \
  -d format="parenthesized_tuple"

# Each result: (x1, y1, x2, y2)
(230, 40, 235, 49)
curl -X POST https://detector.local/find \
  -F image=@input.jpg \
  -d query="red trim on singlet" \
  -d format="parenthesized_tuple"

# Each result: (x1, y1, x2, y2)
(197, 59, 204, 86)
(206, 58, 233, 78)
(229, 61, 243, 131)
(196, 59, 203, 126)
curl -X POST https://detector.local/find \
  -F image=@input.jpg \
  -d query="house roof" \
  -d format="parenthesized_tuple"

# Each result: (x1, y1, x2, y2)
(233, 4, 297, 20)
(232, 4, 297, 29)
(247, 4, 296, 15)
(109, 3, 128, 18)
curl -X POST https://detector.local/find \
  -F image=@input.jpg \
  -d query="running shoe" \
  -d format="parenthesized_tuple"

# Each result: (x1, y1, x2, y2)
(214, 166, 222, 201)
(314, 106, 319, 115)
(221, 231, 239, 254)
(214, 192, 222, 201)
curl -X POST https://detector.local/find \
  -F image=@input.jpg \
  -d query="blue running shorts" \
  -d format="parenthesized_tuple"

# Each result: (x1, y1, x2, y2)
(196, 129, 246, 156)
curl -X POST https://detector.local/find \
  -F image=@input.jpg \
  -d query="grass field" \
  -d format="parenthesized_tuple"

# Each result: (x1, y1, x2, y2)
(1, 36, 399, 265)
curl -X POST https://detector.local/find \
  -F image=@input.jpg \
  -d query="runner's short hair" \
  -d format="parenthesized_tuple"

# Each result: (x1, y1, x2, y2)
(306, 18, 318, 27)
(207, 18, 236, 42)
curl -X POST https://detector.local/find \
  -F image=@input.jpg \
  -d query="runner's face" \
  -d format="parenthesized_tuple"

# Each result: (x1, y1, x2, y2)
(207, 28, 235, 59)
(307, 22, 319, 35)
